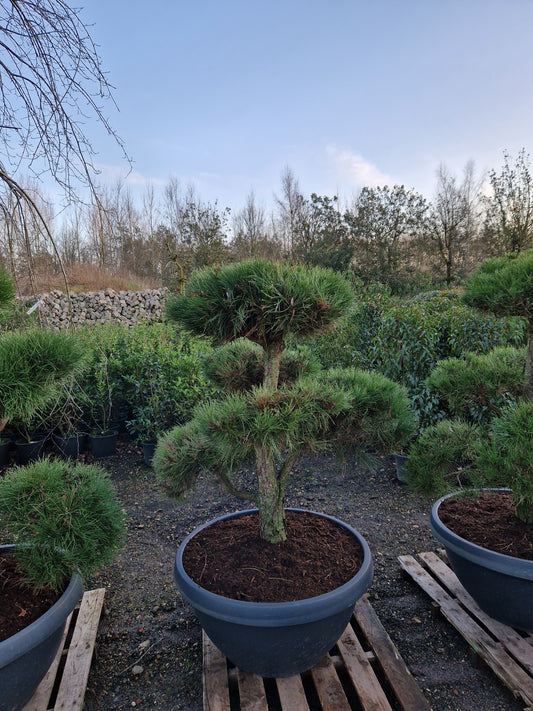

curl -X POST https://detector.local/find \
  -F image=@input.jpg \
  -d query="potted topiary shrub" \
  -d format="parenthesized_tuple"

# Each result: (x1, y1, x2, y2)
(427, 250, 533, 631)
(153, 259, 416, 677)
(0, 457, 125, 710)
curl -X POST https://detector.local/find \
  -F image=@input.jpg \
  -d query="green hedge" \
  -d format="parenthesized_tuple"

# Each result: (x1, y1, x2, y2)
(305, 286, 526, 425)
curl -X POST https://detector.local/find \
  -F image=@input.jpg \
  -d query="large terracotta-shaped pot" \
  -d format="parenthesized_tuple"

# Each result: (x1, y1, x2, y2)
(174, 508, 373, 678)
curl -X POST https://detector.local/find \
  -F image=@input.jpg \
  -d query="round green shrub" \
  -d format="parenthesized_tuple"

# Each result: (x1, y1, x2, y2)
(405, 419, 484, 498)
(0, 457, 125, 590)
(463, 250, 533, 320)
(166, 259, 354, 348)
(426, 346, 525, 424)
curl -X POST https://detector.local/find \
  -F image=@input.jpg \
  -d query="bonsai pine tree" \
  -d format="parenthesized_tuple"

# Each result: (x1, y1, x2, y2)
(463, 250, 533, 398)
(0, 266, 86, 434)
(154, 259, 416, 544)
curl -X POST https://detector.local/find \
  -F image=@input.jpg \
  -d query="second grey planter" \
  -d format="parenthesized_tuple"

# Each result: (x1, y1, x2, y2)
(431, 489, 533, 632)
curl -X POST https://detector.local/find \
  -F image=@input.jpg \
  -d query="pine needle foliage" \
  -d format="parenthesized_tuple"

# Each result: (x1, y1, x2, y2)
(0, 329, 86, 425)
(426, 346, 525, 424)
(463, 251, 533, 398)
(0, 458, 125, 590)
(320, 367, 417, 453)
(405, 419, 484, 498)
(201, 338, 320, 393)
(463, 250, 533, 319)
(476, 401, 533, 523)
(166, 259, 354, 348)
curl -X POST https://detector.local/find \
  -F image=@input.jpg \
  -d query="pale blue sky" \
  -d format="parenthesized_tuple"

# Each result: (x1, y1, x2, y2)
(79, 0, 533, 212)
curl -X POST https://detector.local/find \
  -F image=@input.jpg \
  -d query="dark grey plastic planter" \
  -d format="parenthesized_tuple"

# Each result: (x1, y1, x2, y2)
(0, 544, 83, 711)
(174, 508, 373, 677)
(142, 442, 157, 467)
(15, 436, 46, 464)
(89, 430, 118, 457)
(431, 489, 533, 632)
(54, 433, 86, 460)
(393, 453, 408, 483)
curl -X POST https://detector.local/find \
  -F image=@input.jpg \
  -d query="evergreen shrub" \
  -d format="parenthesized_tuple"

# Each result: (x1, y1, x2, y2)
(476, 401, 533, 523)
(426, 346, 525, 424)
(307, 286, 526, 425)
(0, 457, 125, 589)
(405, 419, 484, 498)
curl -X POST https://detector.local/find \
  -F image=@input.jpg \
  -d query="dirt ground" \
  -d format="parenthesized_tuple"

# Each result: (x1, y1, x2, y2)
(83, 442, 524, 711)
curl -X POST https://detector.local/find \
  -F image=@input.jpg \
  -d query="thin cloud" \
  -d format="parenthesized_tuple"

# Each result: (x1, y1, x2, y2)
(95, 163, 166, 188)
(326, 146, 392, 189)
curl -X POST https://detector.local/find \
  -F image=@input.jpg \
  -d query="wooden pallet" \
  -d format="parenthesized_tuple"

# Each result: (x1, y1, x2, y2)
(399, 551, 533, 709)
(23, 588, 106, 711)
(203, 595, 431, 710)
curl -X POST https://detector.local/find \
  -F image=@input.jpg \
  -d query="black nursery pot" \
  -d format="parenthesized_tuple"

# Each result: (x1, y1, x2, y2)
(431, 489, 533, 632)
(15, 436, 46, 464)
(142, 442, 157, 467)
(54, 433, 86, 460)
(174, 508, 373, 678)
(0, 439, 11, 467)
(89, 431, 118, 457)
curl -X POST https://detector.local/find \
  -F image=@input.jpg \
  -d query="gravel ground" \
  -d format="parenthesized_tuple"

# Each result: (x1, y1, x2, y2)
(83, 442, 524, 711)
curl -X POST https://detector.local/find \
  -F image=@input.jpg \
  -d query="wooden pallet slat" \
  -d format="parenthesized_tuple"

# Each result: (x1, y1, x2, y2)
(203, 630, 231, 711)
(236, 670, 269, 711)
(275, 675, 310, 710)
(336, 621, 392, 711)
(203, 597, 431, 710)
(353, 596, 431, 711)
(310, 654, 351, 711)
(418, 551, 533, 676)
(399, 552, 533, 708)
(22, 588, 105, 711)
(54, 587, 106, 710)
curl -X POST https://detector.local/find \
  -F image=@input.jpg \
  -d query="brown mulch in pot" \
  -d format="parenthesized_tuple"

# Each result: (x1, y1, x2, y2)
(0, 552, 62, 641)
(439, 490, 533, 560)
(182, 510, 364, 601)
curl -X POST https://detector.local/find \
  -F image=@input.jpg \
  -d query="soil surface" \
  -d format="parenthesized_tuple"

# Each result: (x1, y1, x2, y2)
(183, 510, 364, 601)
(0, 552, 61, 640)
(439, 490, 533, 560)
(79, 442, 523, 711)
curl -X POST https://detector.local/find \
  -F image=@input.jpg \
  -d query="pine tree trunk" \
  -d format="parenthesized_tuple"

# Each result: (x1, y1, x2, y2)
(263, 344, 283, 391)
(255, 444, 286, 543)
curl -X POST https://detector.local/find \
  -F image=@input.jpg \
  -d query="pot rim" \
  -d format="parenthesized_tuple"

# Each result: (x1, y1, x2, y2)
(175, 507, 373, 626)
(431, 488, 533, 578)
(0, 544, 83, 666)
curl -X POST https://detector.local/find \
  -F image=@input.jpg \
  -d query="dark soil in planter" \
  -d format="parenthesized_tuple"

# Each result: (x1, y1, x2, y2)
(0, 552, 61, 641)
(438, 490, 533, 560)
(79, 442, 523, 711)
(183, 510, 363, 601)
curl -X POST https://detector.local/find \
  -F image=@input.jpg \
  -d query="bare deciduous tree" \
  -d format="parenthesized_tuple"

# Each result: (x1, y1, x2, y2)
(0, 0, 128, 298)
(426, 162, 482, 285)
(232, 190, 279, 259)
(0, 0, 127, 199)
(484, 149, 533, 254)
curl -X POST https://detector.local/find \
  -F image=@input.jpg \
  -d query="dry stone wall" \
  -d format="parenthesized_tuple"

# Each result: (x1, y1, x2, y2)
(34, 288, 168, 328)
